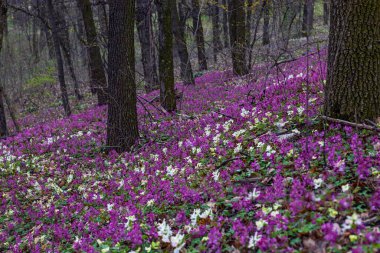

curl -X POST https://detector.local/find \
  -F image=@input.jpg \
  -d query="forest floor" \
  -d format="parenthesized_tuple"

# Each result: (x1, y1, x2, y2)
(1, 50, 379, 252)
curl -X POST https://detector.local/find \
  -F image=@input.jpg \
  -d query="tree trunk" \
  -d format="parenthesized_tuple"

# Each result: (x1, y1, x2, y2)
(211, 0, 222, 62)
(0, 0, 7, 137)
(262, 0, 270, 45)
(136, 0, 159, 92)
(325, 0, 380, 122)
(323, 0, 329, 25)
(229, 0, 248, 76)
(222, 0, 229, 48)
(156, 0, 176, 112)
(46, 0, 71, 117)
(77, 0, 108, 105)
(172, 0, 195, 85)
(107, 0, 139, 152)
(191, 0, 208, 71)
(55, 3, 83, 101)
(301, 0, 314, 36)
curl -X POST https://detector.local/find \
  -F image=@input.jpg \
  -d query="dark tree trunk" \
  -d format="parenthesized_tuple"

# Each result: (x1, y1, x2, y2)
(229, 0, 248, 76)
(77, 0, 108, 105)
(191, 0, 208, 71)
(47, 0, 71, 117)
(245, 0, 253, 51)
(222, 0, 229, 48)
(262, 0, 270, 45)
(211, 0, 222, 62)
(301, 0, 314, 36)
(55, 4, 83, 101)
(107, 0, 139, 152)
(0, 0, 7, 137)
(325, 0, 380, 122)
(323, 0, 329, 25)
(156, 0, 176, 112)
(172, 0, 195, 85)
(136, 0, 159, 92)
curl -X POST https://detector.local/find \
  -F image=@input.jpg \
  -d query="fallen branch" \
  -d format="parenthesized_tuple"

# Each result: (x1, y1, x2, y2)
(217, 156, 244, 169)
(321, 116, 380, 133)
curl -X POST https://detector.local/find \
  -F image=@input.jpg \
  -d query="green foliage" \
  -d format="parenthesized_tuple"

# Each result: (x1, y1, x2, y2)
(25, 66, 56, 89)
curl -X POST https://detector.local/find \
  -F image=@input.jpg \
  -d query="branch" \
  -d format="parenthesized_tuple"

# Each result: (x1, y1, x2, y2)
(321, 116, 380, 133)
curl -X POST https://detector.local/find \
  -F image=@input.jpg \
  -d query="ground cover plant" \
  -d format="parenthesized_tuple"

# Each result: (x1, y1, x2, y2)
(1, 52, 379, 253)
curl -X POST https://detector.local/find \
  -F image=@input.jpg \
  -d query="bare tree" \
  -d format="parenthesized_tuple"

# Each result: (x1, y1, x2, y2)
(0, 0, 8, 137)
(192, 0, 207, 71)
(172, 0, 195, 85)
(211, 0, 222, 62)
(46, 0, 71, 116)
(156, 0, 176, 111)
(107, 0, 139, 152)
(229, 0, 248, 75)
(77, 0, 108, 105)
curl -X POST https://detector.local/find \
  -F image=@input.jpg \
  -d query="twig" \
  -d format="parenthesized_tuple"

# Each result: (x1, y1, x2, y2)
(213, 109, 237, 120)
(217, 156, 244, 169)
(321, 116, 380, 133)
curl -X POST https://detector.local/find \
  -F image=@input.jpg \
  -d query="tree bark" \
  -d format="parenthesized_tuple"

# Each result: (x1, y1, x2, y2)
(107, 0, 139, 152)
(136, 0, 159, 92)
(262, 0, 270, 45)
(46, 0, 71, 117)
(323, 0, 329, 25)
(156, 0, 176, 112)
(0, 0, 7, 137)
(191, 0, 208, 71)
(222, 0, 229, 48)
(55, 2, 83, 101)
(172, 0, 195, 85)
(229, 0, 248, 76)
(211, 0, 222, 62)
(325, 0, 380, 122)
(77, 0, 108, 105)
(301, 0, 314, 36)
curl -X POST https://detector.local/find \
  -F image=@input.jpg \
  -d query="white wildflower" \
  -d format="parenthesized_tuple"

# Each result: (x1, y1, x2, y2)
(297, 106, 305, 115)
(248, 232, 262, 248)
(212, 170, 220, 182)
(157, 219, 173, 243)
(125, 215, 136, 230)
(245, 188, 260, 201)
(342, 184, 350, 192)
(107, 203, 114, 212)
(313, 178, 323, 189)
(240, 108, 250, 118)
(170, 231, 184, 248)
(255, 219, 268, 230)
(234, 143, 242, 154)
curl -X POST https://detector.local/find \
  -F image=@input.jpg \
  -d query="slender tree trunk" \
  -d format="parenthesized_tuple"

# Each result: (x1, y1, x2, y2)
(191, 0, 208, 71)
(229, 0, 248, 76)
(3, 91, 19, 132)
(211, 0, 222, 62)
(77, 0, 108, 105)
(136, 0, 159, 92)
(46, 0, 71, 117)
(55, 5, 83, 101)
(156, 0, 176, 112)
(0, 0, 7, 137)
(245, 0, 253, 51)
(301, 0, 314, 36)
(107, 0, 139, 152)
(262, 0, 270, 45)
(325, 0, 380, 122)
(222, 0, 229, 48)
(323, 0, 329, 25)
(172, 0, 195, 85)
